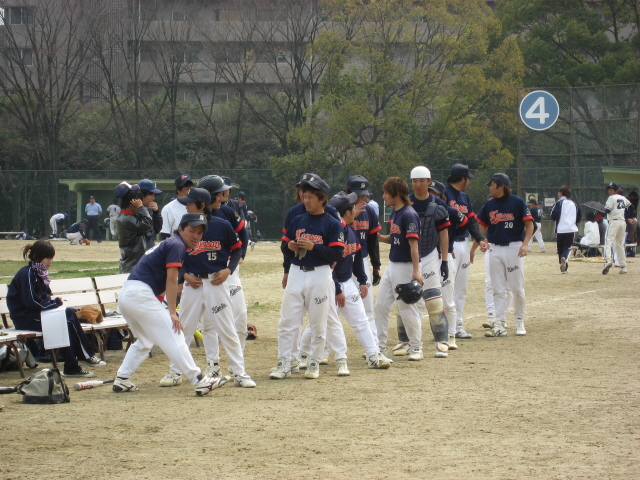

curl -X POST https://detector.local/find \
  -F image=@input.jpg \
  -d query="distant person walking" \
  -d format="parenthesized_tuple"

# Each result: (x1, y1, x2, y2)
(602, 182, 631, 275)
(85, 196, 103, 243)
(527, 199, 546, 253)
(550, 185, 581, 274)
(106, 200, 120, 240)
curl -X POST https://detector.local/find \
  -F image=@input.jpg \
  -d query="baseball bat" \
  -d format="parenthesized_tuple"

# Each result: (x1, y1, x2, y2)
(73, 379, 114, 391)
(0, 386, 18, 394)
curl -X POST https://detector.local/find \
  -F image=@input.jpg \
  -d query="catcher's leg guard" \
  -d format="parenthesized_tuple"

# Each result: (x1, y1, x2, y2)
(423, 288, 448, 343)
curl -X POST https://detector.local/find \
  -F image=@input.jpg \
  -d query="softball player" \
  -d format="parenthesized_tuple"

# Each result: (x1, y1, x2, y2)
(270, 173, 344, 380)
(49, 213, 67, 238)
(603, 182, 631, 274)
(374, 177, 424, 361)
(477, 174, 534, 337)
(160, 174, 193, 240)
(550, 185, 581, 274)
(527, 199, 546, 252)
(113, 213, 226, 396)
(445, 164, 488, 339)
(196, 175, 251, 365)
(344, 175, 382, 339)
(160, 188, 256, 388)
(300, 192, 390, 373)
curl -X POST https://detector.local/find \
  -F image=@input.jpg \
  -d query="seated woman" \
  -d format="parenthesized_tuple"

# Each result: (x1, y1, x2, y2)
(6, 240, 106, 377)
(576, 212, 600, 256)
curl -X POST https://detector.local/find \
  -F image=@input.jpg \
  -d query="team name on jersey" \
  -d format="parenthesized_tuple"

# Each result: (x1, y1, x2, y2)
(343, 242, 358, 257)
(295, 229, 324, 244)
(389, 222, 402, 235)
(189, 240, 222, 255)
(352, 220, 370, 230)
(488, 211, 515, 224)
(449, 200, 469, 214)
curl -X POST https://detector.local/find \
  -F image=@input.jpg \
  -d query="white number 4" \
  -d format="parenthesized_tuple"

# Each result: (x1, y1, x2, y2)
(525, 97, 550, 125)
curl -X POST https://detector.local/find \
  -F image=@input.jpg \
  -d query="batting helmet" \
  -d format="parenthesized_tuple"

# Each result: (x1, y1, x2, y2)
(197, 175, 231, 195)
(394, 280, 422, 304)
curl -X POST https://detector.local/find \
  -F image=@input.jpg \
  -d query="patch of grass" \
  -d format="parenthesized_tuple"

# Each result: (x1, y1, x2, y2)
(240, 262, 283, 277)
(0, 261, 119, 282)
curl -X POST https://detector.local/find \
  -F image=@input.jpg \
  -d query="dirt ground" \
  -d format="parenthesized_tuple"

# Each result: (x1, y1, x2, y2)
(1, 240, 638, 480)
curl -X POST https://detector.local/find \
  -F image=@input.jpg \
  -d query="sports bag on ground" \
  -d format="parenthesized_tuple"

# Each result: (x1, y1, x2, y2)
(17, 368, 70, 404)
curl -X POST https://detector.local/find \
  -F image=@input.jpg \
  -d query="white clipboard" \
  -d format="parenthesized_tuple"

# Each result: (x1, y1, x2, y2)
(41, 307, 70, 349)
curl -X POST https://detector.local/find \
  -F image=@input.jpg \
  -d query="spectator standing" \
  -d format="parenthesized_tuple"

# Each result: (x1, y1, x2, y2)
(138, 179, 163, 249)
(367, 193, 380, 218)
(115, 182, 153, 274)
(106, 200, 120, 240)
(49, 213, 68, 238)
(527, 199, 546, 253)
(160, 174, 193, 240)
(625, 191, 638, 256)
(84, 196, 102, 243)
(550, 185, 581, 274)
(602, 182, 631, 275)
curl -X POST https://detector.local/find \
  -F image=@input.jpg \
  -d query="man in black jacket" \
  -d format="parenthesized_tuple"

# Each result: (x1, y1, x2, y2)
(115, 182, 153, 274)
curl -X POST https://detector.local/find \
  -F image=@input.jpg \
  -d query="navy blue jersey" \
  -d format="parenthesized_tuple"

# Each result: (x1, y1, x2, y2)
(129, 235, 187, 296)
(477, 196, 533, 244)
(530, 206, 543, 223)
(333, 222, 365, 283)
(212, 205, 248, 257)
(446, 206, 468, 253)
(351, 204, 381, 257)
(444, 185, 476, 240)
(67, 222, 86, 238)
(283, 212, 344, 267)
(184, 217, 241, 275)
(388, 205, 420, 263)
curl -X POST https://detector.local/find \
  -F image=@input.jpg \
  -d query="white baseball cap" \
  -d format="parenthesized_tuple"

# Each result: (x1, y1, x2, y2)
(410, 166, 431, 179)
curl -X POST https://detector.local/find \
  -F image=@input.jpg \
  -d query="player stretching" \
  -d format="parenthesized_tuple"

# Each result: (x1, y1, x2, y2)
(270, 174, 344, 380)
(112, 213, 226, 396)
(374, 177, 424, 361)
(602, 182, 631, 275)
(477, 174, 534, 337)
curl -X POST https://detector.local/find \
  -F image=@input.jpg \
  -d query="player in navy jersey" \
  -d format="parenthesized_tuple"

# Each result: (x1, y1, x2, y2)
(299, 192, 391, 373)
(477, 174, 534, 337)
(445, 164, 489, 339)
(374, 177, 424, 361)
(159, 187, 256, 389)
(113, 213, 227, 396)
(527, 199, 546, 253)
(344, 175, 382, 342)
(270, 173, 345, 380)
(196, 175, 252, 369)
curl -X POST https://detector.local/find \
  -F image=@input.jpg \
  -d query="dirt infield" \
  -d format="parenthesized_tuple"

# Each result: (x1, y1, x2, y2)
(1, 240, 638, 480)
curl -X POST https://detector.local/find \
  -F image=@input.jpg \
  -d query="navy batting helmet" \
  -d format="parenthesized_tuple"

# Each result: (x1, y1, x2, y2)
(394, 281, 422, 304)
(197, 175, 231, 195)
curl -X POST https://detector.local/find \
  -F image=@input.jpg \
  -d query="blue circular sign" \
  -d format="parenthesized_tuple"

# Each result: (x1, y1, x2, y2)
(519, 90, 559, 131)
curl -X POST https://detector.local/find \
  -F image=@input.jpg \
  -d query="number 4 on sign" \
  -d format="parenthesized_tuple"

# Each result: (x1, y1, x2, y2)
(525, 97, 550, 125)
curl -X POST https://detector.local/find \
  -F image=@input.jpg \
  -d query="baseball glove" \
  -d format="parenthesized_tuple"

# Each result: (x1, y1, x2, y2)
(82, 239, 91, 245)
(78, 306, 103, 324)
(246, 323, 258, 340)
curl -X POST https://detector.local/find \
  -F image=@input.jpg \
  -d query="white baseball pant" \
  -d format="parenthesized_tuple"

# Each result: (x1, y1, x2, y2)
(353, 258, 377, 339)
(109, 220, 117, 238)
(66, 232, 83, 244)
(485, 249, 513, 316)
(117, 280, 202, 385)
(488, 243, 526, 326)
(176, 276, 247, 376)
(207, 265, 249, 362)
(451, 239, 471, 330)
(49, 218, 58, 236)
(528, 223, 545, 251)
(604, 219, 627, 268)
(277, 265, 332, 363)
(375, 261, 422, 350)
(300, 299, 348, 359)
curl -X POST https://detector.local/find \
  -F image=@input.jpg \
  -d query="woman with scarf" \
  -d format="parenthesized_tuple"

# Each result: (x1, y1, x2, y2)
(6, 240, 105, 377)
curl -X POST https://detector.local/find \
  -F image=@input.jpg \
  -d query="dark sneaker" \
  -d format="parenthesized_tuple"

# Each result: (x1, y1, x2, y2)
(81, 355, 106, 367)
(64, 368, 95, 377)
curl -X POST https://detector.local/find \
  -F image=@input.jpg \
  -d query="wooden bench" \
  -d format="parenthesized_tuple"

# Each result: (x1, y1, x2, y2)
(570, 244, 603, 259)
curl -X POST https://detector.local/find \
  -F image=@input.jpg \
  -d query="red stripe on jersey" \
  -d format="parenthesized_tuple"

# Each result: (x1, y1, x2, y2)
(235, 219, 245, 233)
(156, 295, 164, 302)
(438, 221, 451, 230)
(522, 215, 534, 222)
(282, 227, 287, 233)
(406, 233, 419, 239)
(477, 218, 489, 227)
(369, 225, 382, 234)
(282, 236, 291, 242)
(166, 262, 182, 268)
(328, 241, 345, 248)
(230, 240, 242, 250)
(467, 212, 477, 220)
(459, 216, 468, 228)
(120, 210, 134, 216)
(356, 244, 361, 251)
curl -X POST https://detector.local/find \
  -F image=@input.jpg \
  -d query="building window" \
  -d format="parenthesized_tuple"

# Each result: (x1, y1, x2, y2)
(9, 6, 34, 25)
(9, 48, 33, 67)
(214, 9, 242, 21)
